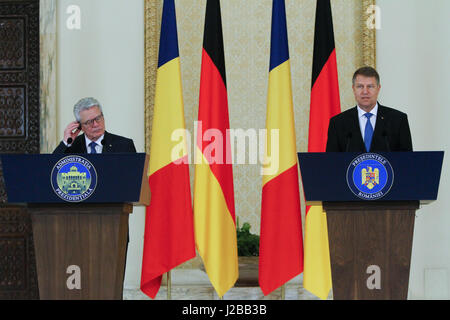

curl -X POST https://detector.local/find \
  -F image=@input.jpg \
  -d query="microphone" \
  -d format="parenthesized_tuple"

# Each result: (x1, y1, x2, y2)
(101, 139, 107, 152)
(345, 132, 352, 152)
(382, 130, 391, 152)
(67, 137, 73, 144)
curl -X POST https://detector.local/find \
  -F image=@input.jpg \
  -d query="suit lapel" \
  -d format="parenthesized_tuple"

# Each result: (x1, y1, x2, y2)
(372, 104, 387, 151)
(75, 134, 87, 153)
(101, 131, 111, 153)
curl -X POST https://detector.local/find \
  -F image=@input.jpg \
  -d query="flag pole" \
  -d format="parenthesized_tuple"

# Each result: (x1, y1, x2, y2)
(167, 270, 172, 300)
(281, 284, 286, 300)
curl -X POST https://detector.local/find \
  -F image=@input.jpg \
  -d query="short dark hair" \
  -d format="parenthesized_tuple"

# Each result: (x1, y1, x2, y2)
(352, 66, 380, 85)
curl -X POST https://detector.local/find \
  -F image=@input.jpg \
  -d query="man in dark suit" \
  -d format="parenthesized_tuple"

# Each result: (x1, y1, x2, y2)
(53, 97, 136, 154)
(326, 67, 412, 152)
(53, 97, 135, 290)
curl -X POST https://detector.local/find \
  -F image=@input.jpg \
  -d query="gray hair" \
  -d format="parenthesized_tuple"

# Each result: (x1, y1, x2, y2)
(73, 97, 103, 122)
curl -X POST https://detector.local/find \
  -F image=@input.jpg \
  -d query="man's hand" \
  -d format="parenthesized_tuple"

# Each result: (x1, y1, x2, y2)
(64, 121, 81, 144)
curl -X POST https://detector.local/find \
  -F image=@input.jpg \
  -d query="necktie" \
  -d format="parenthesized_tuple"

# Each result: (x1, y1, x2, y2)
(364, 113, 374, 152)
(89, 141, 97, 154)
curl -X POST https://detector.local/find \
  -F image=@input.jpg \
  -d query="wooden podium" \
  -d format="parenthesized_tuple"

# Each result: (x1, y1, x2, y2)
(324, 201, 418, 299)
(1, 153, 150, 300)
(298, 152, 444, 300)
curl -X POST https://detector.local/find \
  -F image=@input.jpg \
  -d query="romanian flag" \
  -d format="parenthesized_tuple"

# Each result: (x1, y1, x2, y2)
(303, 0, 341, 300)
(141, 0, 195, 299)
(259, 0, 304, 296)
(193, 0, 238, 298)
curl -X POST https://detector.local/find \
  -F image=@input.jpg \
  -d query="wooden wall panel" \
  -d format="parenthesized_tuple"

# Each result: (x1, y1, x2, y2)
(0, 0, 40, 300)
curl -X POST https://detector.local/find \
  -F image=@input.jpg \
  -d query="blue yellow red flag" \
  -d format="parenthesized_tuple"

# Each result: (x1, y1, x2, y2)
(141, 0, 195, 299)
(259, 0, 304, 296)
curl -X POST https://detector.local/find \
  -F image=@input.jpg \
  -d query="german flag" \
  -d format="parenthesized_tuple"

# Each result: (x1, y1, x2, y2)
(193, 0, 238, 298)
(303, 0, 341, 300)
(259, 0, 304, 296)
(140, 0, 195, 299)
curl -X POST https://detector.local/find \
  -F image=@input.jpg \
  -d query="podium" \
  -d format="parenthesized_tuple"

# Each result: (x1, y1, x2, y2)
(298, 152, 444, 300)
(0, 153, 150, 300)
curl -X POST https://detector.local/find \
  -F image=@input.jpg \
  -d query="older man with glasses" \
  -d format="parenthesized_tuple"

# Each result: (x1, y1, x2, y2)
(53, 97, 136, 154)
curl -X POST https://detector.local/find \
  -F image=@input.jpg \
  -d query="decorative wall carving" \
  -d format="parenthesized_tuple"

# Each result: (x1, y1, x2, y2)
(144, 0, 162, 156)
(362, 0, 377, 68)
(0, 205, 39, 299)
(0, 0, 40, 154)
(0, 0, 40, 300)
(0, 87, 25, 137)
(0, 18, 25, 69)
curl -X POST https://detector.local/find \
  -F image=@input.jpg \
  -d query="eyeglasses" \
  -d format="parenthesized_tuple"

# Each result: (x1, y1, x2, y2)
(81, 114, 104, 127)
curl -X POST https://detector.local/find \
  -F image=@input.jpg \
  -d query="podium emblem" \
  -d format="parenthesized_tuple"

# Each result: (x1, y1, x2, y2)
(347, 153, 393, 200)
(362, 167, 379, 190)
(51, 156, 98, 202)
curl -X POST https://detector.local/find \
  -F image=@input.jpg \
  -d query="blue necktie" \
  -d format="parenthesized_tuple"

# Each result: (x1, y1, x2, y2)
(89, 141, 97, 154)
(364, 113, 374, 152)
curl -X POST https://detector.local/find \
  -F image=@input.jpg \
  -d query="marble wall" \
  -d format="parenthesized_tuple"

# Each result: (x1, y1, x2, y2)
(39, 0, 57, 153)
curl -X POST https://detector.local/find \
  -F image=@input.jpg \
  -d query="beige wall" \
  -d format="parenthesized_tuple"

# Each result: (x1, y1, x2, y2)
(377, 0, 450, 300)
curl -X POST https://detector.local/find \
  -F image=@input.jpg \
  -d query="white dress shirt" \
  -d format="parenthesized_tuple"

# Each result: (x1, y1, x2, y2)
(85, 134, 104, 154)
(357, 103, 378, 140)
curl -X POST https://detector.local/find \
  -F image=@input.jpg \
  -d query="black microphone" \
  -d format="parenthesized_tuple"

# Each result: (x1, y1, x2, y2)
(382, 130, 390, 152)
(345, 132, 352, 152)
(101, 139, 107, 152)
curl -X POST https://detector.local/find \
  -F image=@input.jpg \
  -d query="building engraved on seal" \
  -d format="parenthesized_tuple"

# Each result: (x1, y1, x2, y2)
(51, 156, 97, 202)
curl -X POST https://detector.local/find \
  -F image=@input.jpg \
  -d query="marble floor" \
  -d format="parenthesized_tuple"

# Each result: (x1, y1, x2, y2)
(123, 269, 331, 300)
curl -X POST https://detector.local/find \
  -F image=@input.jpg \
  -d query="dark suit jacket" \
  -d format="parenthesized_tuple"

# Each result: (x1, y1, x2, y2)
(53, 131, 136, 154)
(326, 104, 413, 152)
